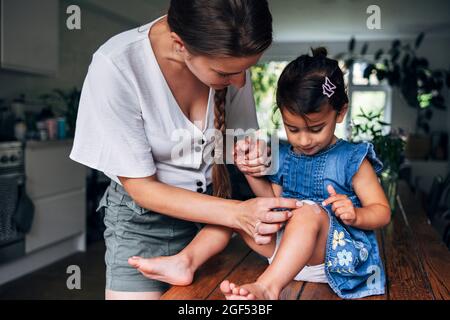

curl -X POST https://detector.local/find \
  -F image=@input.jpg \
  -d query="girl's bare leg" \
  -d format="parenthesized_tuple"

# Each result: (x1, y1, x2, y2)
(128, 225, 233, 285)
(128, 220, 279, 287)
(220, 204, 329, 300)
(219, 230, 276, 300)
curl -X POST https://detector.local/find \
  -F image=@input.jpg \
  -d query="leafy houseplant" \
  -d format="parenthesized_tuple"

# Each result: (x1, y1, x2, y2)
(251, 62, 287, 134)
(351, 109, 406, 213)
(40, 87, 81, 138)
(338, 33, 449, 159)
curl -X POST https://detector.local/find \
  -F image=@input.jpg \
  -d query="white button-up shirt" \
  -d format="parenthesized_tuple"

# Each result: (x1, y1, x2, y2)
(70, 17, 259, 192)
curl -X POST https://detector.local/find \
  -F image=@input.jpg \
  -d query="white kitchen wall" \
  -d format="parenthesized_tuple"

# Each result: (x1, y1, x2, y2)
(0, 0, 163, 102)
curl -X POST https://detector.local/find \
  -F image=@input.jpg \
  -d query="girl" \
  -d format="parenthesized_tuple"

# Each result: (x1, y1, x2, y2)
(129, 47, 391, 300)
(70, 0, 300, 300)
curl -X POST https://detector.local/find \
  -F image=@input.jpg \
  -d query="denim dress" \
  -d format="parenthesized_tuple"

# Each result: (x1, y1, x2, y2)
(268, 139, 386, 299)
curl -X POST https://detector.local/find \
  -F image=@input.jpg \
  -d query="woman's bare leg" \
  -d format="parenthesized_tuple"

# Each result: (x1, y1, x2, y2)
(220, 204, 329, 300)
(128, 225, 233, 285)
(105, 290, 163, 300)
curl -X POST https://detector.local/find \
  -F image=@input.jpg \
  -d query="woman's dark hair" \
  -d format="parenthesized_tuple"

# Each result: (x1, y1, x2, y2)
(276, 47, 349, 117)
(168, 0, 273, 199)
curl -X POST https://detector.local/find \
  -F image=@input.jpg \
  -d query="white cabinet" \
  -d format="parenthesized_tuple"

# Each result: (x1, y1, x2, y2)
(25, 141, 85, 199)
(25, 140, 86, 253)
(0, 0, 59, 75)
(26, 189, 85, 253)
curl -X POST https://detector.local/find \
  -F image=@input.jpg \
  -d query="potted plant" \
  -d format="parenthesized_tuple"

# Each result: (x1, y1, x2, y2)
(338, 33, 449, 160)
(40, 87, 81, 138)
(351, 109, 406, 213)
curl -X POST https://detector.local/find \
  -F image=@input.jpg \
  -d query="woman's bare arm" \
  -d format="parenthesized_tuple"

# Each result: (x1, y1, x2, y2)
(120, 175, 239, 227)
(243, 175, 283, 198)
(119, 175, 299, 238)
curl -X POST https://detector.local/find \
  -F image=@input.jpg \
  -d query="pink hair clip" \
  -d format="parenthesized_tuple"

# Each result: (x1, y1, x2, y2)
(322, 77, 336, 98)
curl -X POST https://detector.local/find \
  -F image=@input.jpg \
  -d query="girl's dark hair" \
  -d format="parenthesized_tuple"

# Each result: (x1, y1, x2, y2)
(276, 47, 349, 117)
(168, 0, 273, 199)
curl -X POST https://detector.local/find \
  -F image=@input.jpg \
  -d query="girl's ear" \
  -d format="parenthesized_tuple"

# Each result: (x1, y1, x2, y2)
(336, 103, 349, 123)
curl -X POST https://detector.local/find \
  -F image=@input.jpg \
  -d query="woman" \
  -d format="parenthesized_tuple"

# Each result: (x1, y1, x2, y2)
(70, 0, 299, 300)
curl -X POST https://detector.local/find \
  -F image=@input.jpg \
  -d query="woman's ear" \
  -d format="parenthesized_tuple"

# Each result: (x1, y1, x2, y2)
(170, 32, 187, 54)
(336, 103, 349, 123)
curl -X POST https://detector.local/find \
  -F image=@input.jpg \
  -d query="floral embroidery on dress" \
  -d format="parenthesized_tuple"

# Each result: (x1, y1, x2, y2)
(353, 241, 369, 262)
(359, 247, 369, 262)
(335, 267, 355, 274)
(337, 249, 353, 266)
(332, 230, 346, 250)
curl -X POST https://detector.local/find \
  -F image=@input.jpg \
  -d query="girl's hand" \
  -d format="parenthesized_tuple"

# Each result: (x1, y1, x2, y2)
(233, 135, 271, 177)
(234, 197, 302, 245)
(322, 185, 357, 226)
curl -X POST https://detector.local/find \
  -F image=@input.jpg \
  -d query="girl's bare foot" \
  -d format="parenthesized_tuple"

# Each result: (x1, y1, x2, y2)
(220, 280, 279, 300)
(128, 254, 194, 286)
(220, 280, 256, 300)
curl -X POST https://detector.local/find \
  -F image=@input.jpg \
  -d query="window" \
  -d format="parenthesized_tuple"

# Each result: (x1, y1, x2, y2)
(250, 61, 288, 136)
(335, 61, 392, 140)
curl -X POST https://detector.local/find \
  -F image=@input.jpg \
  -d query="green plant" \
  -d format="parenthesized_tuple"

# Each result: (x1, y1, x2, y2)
(40, 87, 81, 137)
(250, 62, 287, 134)
(338, 33, 450, 134)
(351, 108, 389, 142)
(351, 110, 406, 213)
(376, 132, 406, 214)
(351, 109, 405, 173)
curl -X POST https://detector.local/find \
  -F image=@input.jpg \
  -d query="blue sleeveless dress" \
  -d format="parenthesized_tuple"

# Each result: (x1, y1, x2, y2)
(268, 139, 386, 299)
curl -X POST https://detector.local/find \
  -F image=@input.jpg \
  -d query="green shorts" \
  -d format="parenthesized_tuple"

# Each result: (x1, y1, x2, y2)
(96, 181, 212, 293)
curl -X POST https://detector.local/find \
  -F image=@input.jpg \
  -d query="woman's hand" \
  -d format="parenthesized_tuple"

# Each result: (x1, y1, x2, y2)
(233, 135, 271, 177)
(322, 185, 357, 226)
(234, 197, 302, 244)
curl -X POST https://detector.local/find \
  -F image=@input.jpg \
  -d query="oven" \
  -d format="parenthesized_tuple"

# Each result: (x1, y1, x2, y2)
(0, 141, 33, 263)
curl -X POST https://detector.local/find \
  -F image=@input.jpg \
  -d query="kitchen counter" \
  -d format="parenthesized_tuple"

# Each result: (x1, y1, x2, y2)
(25, 139, 74, 150)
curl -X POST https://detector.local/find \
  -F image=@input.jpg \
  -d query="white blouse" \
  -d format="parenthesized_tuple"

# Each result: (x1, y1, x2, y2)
(70, 16, 259, 193)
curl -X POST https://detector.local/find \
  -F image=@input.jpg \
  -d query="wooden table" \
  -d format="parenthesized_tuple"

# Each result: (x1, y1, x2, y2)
(162, 181, 450, 300)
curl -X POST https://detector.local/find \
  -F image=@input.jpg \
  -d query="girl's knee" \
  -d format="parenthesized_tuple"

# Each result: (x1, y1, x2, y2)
(289, 204, 328, 227)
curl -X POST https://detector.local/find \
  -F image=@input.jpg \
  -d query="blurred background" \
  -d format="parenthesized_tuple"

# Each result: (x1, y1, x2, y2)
(0, 0, 449, 299)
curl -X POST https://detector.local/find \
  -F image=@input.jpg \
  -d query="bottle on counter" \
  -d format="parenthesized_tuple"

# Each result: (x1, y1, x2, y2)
(36, 121, 48, 141)
(57, 117, 67, 140)
(11, 94, 26, 120)
(46, 118, 57, 140)
(35, 107, 55, 141)
(14, 119, 27, 141)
